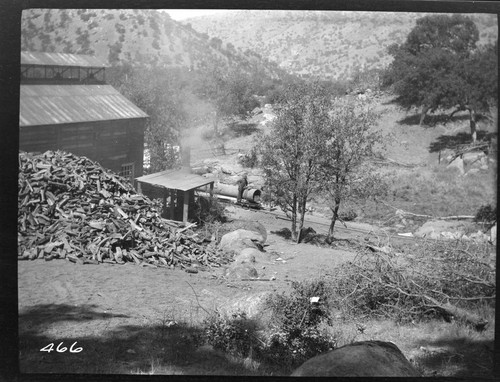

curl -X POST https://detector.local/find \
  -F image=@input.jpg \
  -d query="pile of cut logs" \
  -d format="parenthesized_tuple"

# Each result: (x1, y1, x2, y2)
(18, 150, 229, 271)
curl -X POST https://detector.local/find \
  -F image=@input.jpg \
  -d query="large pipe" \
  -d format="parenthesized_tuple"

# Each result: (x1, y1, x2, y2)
(197, 183, 261, 203)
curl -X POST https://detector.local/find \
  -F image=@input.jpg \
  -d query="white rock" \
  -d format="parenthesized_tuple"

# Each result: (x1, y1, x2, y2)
(447, 156, 465, 175)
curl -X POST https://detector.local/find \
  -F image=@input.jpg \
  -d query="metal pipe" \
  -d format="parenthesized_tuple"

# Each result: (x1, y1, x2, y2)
(197, 183, 261, 203)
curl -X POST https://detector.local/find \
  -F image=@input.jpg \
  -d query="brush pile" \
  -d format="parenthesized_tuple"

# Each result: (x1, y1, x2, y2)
(332, 239, 495, 331)
(18, 150, 229, 271)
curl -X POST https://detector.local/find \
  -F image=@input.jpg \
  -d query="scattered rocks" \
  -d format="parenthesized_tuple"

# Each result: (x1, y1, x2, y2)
(291, 341, 421, 377)
(414, 220, 469, 239)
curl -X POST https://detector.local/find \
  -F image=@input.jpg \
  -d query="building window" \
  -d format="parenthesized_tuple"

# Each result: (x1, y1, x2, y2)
(119, 162, 135, 183)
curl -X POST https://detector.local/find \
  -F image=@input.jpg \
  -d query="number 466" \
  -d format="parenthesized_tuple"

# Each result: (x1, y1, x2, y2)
(40, 342, 82, 353)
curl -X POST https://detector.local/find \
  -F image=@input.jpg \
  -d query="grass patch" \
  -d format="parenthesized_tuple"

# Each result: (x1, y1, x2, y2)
(368, 165, 497, 220)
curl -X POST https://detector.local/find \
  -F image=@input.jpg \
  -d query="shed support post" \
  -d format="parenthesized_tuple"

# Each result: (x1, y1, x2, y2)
(170, 189, 175, 220)
(162, 189, 167, 218)
(183, 190, 190, 223)
(137, 181, 142, 194)
(210, 182, 214, 197)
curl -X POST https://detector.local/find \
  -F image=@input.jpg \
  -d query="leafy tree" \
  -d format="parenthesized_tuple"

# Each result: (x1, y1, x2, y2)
(450, 41, 498, 141)
(317, 97, 383, 237)
(108, 65, 188, 172)
(259, 82, 332, 242)
(198, 64, 259, 139)
(383, 14, 497, 142)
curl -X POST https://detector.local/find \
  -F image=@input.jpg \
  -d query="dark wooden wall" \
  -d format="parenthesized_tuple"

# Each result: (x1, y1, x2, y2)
(19, 118, 146, 179)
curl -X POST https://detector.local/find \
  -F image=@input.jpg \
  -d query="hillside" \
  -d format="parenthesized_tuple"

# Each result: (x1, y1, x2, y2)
(20, 9, 287, 79)
(185, 10, 498, 80)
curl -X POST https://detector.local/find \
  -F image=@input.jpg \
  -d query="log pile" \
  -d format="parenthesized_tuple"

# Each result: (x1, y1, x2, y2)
(18, 150, 229, 271)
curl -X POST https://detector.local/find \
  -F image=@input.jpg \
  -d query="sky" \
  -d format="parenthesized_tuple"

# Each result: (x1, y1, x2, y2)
(164, 9, 231, 20)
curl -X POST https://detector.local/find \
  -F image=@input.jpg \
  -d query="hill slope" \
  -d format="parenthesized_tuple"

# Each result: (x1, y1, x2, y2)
(21, 9, 287, 80)
(185, 10, 498, 80)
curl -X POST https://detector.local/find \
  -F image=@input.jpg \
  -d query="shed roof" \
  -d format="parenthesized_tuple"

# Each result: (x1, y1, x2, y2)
(20, 85, 148, 126)
(136, 169, 214, 192)
(21, 51, 108, 68)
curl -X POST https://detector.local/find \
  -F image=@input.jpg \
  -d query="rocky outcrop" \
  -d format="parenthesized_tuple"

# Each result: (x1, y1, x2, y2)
(291, 341, 421, 377)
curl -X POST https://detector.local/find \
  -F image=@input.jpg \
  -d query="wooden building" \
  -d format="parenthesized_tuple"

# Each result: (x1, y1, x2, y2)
(136, 168, 215, 223)
(19, 51, 148, 183)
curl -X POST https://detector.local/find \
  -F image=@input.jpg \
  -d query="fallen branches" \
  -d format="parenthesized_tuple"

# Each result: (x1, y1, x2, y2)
(332, 239, 495, 330)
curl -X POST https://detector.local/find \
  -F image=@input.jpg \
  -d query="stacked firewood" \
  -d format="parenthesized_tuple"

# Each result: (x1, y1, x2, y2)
(18, 150, 229, 271)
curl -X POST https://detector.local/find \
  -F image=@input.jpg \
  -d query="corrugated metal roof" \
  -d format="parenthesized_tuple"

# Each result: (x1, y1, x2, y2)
(20, 85, 148, 126)
(21, 51, 108, 68)
(136, 169, 214, 192)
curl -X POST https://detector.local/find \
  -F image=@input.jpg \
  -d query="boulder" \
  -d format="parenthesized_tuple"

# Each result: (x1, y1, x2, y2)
(446, 156, 465, 175)
(233, 251, 256, 264)
(414, 220, 470, 239)
(439, 149, 455, 164)
(462, 151, 485, 166)
(239, 247, 270, 263)
(225, 263, 259, 279)
(223, 291, 271, 318)
(224, 220, 267, 243)
(291, 341, 421, 377)
(490, 224, 497, 244)
(219, 229, 266, 257)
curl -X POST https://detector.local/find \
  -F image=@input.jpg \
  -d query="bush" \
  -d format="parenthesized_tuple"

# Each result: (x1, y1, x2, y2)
(203, 311, 258, 358)
(257, 279, 337, 367)
(339, 207, 357, 221)
(239, 146, 259, 168)
(194, 195, 227, 225)
(474, 204, 496, 225)
(201, 279, 337, 370)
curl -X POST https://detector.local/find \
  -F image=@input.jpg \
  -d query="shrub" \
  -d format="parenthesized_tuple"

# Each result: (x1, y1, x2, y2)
(201, 279, 337, 369)
(239, 146, 259, 168)
(339, 207, 357, 221)
(203, 311, 258, 358)
(474, 204, 497, 225)
(194, 195, 227, 225)
(257, 279, 337, 367)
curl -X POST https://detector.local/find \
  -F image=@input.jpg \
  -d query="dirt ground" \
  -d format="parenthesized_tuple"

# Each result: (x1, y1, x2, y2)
(18, 205, 376, 374)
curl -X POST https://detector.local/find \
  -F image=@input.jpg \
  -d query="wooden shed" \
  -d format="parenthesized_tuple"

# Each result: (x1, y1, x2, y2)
(19, 51, 148, 184)
(136, 169, 215, 223)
